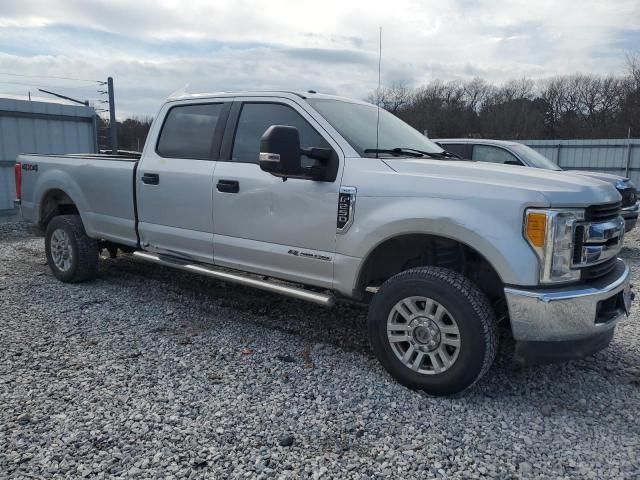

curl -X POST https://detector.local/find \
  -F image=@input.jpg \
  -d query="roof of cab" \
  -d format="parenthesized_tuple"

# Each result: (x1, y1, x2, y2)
(434, 138, 524, 147)
(166, 90, 371, 105)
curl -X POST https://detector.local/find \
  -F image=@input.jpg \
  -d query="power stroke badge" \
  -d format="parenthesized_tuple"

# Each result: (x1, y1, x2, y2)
(337, 186, 357, 233)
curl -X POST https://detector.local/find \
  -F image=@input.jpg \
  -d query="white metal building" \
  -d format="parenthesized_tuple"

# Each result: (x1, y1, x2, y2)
(0, 95, 97, 217)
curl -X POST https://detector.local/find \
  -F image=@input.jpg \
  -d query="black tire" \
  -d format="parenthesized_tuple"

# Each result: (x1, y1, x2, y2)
(368, 266, 497, 395)
(45, 215, 98, 283)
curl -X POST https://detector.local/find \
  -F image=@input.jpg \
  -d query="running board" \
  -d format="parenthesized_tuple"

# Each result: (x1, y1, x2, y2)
(132, 251, 336, 307)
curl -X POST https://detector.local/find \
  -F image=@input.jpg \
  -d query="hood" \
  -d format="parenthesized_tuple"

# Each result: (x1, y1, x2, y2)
(566, 170, 629, 187)
(379, 158, 621, 207)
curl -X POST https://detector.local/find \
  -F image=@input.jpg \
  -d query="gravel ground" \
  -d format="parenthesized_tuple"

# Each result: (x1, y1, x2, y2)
(1, 221, 639, 479)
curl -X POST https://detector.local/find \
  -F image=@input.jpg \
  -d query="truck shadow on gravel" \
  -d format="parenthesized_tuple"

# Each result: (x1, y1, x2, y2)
(100, 254, 372, 354)
(98, 254, 640, 400)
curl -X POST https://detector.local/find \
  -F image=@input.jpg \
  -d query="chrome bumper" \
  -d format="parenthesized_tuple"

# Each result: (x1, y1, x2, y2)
(504, 259, 632, 342)
(621, 202, 639, 232)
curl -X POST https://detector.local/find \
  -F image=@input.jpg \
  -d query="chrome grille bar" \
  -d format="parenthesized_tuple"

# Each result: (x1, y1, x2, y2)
(573, 216, 625, 268)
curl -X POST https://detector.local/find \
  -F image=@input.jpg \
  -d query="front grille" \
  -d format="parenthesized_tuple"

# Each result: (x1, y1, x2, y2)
(618, 188, 637, 208)
(573, 201, 624, 281)
(584, 201, 622, 222)
(581, 258, 617, 281)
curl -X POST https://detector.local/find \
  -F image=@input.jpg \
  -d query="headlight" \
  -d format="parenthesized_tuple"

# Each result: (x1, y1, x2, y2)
(615, 179, 638, 205)
(524, 208, 584, 284)
(615, 178, 634, 190)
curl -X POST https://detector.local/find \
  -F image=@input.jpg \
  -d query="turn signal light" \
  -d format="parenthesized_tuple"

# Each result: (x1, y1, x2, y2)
(526, 211, 547, 248)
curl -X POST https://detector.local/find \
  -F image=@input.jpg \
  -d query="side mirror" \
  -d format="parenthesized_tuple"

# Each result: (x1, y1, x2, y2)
(504, 159, 523, 166)
(259, 125, 303, 177)
(259, 125, 334, 180)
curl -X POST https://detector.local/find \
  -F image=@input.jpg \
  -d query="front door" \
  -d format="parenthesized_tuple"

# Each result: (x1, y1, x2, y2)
(136, 101, 229, 263)
(212, 98, 343, 288)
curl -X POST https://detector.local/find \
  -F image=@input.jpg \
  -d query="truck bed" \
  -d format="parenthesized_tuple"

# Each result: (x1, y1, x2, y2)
(18, 153, 140, 247)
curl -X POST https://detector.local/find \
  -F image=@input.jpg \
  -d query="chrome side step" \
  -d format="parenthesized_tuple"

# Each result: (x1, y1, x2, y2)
(132, 251, 336, 307)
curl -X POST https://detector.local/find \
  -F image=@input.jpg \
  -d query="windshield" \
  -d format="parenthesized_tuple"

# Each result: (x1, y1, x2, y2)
(509, 144, 562, 171)
(307, 98, 444, 158)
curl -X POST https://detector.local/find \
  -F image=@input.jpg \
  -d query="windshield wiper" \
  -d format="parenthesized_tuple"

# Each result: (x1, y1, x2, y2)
(426, 150, 462, 159)
(397, 148, 463, 159)
(364, 148, 424, 158)
(364, 147, 462, 159)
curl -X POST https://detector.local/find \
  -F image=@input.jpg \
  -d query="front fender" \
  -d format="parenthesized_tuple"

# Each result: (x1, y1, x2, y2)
(334, 196, 541, 295)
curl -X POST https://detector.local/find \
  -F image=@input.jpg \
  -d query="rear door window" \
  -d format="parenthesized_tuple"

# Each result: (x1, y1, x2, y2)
(156, 103, 225, 159)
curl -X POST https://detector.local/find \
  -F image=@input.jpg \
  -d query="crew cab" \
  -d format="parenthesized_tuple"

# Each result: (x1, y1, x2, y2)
(15, 91, 634, 395)
(435, 138, 639, 232)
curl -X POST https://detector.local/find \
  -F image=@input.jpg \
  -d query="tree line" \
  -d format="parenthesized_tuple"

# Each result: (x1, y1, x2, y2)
(368, 53, 640, 140)
(96, 116, 153, 152)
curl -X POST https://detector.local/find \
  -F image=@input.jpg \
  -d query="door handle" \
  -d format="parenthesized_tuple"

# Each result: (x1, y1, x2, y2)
(141, 173, 160, 185)
(217, 179, 239, 193)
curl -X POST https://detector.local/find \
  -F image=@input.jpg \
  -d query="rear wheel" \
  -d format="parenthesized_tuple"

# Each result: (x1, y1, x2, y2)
(45, 215, 98, 283)
(368, 266, 497, 395)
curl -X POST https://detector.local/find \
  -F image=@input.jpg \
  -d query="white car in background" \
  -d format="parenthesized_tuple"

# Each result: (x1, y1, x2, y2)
(435, 138, 639, 232)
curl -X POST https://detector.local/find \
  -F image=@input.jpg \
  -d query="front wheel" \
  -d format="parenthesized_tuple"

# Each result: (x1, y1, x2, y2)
(368, 266, 498, 395)
(45, 215, 98, 283)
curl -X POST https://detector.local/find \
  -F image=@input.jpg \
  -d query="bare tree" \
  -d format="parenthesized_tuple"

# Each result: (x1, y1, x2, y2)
(366, 83, 413, 113)
(364, 68, 639, 140)
(463, 78, 493, 113)
(626, 51, 640, 88)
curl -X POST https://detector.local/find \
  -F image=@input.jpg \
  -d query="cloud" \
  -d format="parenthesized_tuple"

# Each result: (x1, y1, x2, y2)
(0, 0, 637, 117)
(279, 48, 373, 65)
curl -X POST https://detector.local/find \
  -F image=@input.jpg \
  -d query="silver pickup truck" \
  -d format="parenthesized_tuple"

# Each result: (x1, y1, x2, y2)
(15, 91, 634, 395)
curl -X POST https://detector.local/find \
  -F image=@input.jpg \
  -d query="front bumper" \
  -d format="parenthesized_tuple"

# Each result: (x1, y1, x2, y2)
(621, 202, 639, 232)
(504, 259, 632, 363)
(513, 329, 615, 366)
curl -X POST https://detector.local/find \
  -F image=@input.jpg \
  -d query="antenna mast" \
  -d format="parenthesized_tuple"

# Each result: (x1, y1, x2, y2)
(375, 27, 382, 157)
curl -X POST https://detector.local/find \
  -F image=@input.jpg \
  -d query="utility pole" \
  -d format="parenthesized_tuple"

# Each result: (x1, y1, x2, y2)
(107, 77, 118, 154)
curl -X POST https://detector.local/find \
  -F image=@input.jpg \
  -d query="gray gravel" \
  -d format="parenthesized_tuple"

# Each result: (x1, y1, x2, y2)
(1, 221, 639, 479)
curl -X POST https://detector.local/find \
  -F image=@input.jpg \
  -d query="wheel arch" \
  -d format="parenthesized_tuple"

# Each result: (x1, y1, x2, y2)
(356, 232, 504, 290)
(352, 231, 511, 326)
(39, 188, 81, 227)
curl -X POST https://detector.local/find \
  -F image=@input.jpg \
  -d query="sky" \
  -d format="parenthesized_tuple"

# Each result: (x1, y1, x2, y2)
(0, 0, 638, 118)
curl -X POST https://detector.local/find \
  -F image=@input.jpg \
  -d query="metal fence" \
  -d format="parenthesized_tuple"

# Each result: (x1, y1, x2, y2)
(516, 139, 640, 185)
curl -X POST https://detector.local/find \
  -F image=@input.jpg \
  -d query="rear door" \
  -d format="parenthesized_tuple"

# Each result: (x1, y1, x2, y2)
(211, 98, 343, 287)
(136, 100, 230, 263)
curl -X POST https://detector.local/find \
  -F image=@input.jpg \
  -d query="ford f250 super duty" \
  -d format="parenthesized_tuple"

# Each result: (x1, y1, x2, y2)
(15, 91, 634, 395)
